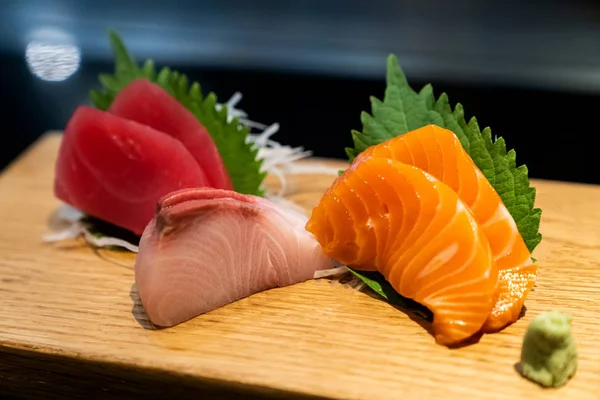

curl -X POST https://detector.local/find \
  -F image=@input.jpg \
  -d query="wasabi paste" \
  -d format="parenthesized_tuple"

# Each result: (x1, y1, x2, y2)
(519, 310, 577, 388)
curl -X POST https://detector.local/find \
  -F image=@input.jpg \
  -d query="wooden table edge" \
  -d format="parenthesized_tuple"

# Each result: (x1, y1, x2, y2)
(0, 343, 331, 400)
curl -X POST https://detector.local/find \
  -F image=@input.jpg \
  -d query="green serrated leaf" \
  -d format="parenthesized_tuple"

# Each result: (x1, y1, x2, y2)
(88, 29, 266, 196)
(433, 93, 469, 151)
(457, 114, 496, 185)
(108, 28, 140, 77)
(89, 89, 111, 110)
(418, 84, 436, 109)
(141, 59, 156, 79)
(156, 67, 172, 87)
(345, 147, 357, 162)
(189, 82, 202, 101)
(350, 53, 542, 255)
(98, 74, 122, 92)
(348, 268, 432, 321)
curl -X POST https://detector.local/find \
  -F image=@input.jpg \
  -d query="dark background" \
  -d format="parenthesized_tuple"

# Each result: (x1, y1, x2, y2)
(1, 0, 599, 183)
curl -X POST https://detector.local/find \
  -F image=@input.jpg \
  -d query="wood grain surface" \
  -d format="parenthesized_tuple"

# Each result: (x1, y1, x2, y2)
(1, 132, 600, 399)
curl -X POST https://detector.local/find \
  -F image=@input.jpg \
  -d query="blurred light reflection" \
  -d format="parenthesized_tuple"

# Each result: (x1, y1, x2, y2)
(25, 28, 81, 82)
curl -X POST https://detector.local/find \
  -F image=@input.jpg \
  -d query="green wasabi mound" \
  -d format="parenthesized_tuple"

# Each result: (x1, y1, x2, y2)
(519, 310, 578, 388)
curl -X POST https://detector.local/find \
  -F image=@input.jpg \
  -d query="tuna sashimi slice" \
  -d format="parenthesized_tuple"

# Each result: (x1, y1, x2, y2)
(54, 106, 209, 235)
(134, 187, 336, 327)
(108, 78, 233, 190)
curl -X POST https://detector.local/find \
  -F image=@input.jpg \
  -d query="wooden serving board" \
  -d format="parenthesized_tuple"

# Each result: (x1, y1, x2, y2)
(1, 133, 600, 399)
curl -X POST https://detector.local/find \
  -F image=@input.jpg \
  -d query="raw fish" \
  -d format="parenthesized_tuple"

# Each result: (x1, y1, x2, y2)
(109, 78, 233, 190)
(54, 106, 209, 236)
(354, 124, 537, 332)
(306, 156, 499, 345)
(134, 188, 336, 327)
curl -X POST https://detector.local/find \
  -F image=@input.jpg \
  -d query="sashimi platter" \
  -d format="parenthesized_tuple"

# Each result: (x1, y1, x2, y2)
(8, 29, 593, 397)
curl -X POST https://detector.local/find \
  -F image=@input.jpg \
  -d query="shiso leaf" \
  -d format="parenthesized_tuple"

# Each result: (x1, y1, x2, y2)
(346, 54, 542, 313)
(348, 54, 542, 252)
(348, 269, 432, 321)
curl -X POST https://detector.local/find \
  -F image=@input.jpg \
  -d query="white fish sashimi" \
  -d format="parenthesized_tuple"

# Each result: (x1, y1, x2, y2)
(134, 188, 336, 327)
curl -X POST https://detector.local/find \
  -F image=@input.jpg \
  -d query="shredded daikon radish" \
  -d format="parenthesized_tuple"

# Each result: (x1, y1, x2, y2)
(43, 92, 343, 263)
(313, 266, 349, 279)
(80, 228, 139, 253)
(346, 277, 367, 291)
(56, 204, 84, 222)
(220, 92, 341, 198)
(43, 211, 140, 253)
(42, 220, 83, 242)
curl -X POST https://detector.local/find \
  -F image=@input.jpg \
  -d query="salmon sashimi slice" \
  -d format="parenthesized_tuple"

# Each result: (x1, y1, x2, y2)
(135, 188, 336, 327)
(306, 157, 499, 346)
(353, 124, 537, 332)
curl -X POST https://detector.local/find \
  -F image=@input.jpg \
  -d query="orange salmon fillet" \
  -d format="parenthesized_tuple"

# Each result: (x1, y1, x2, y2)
(353, 124, 537, 332)
(306, 157, 499, 345)
(306, 124, 539, 345)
